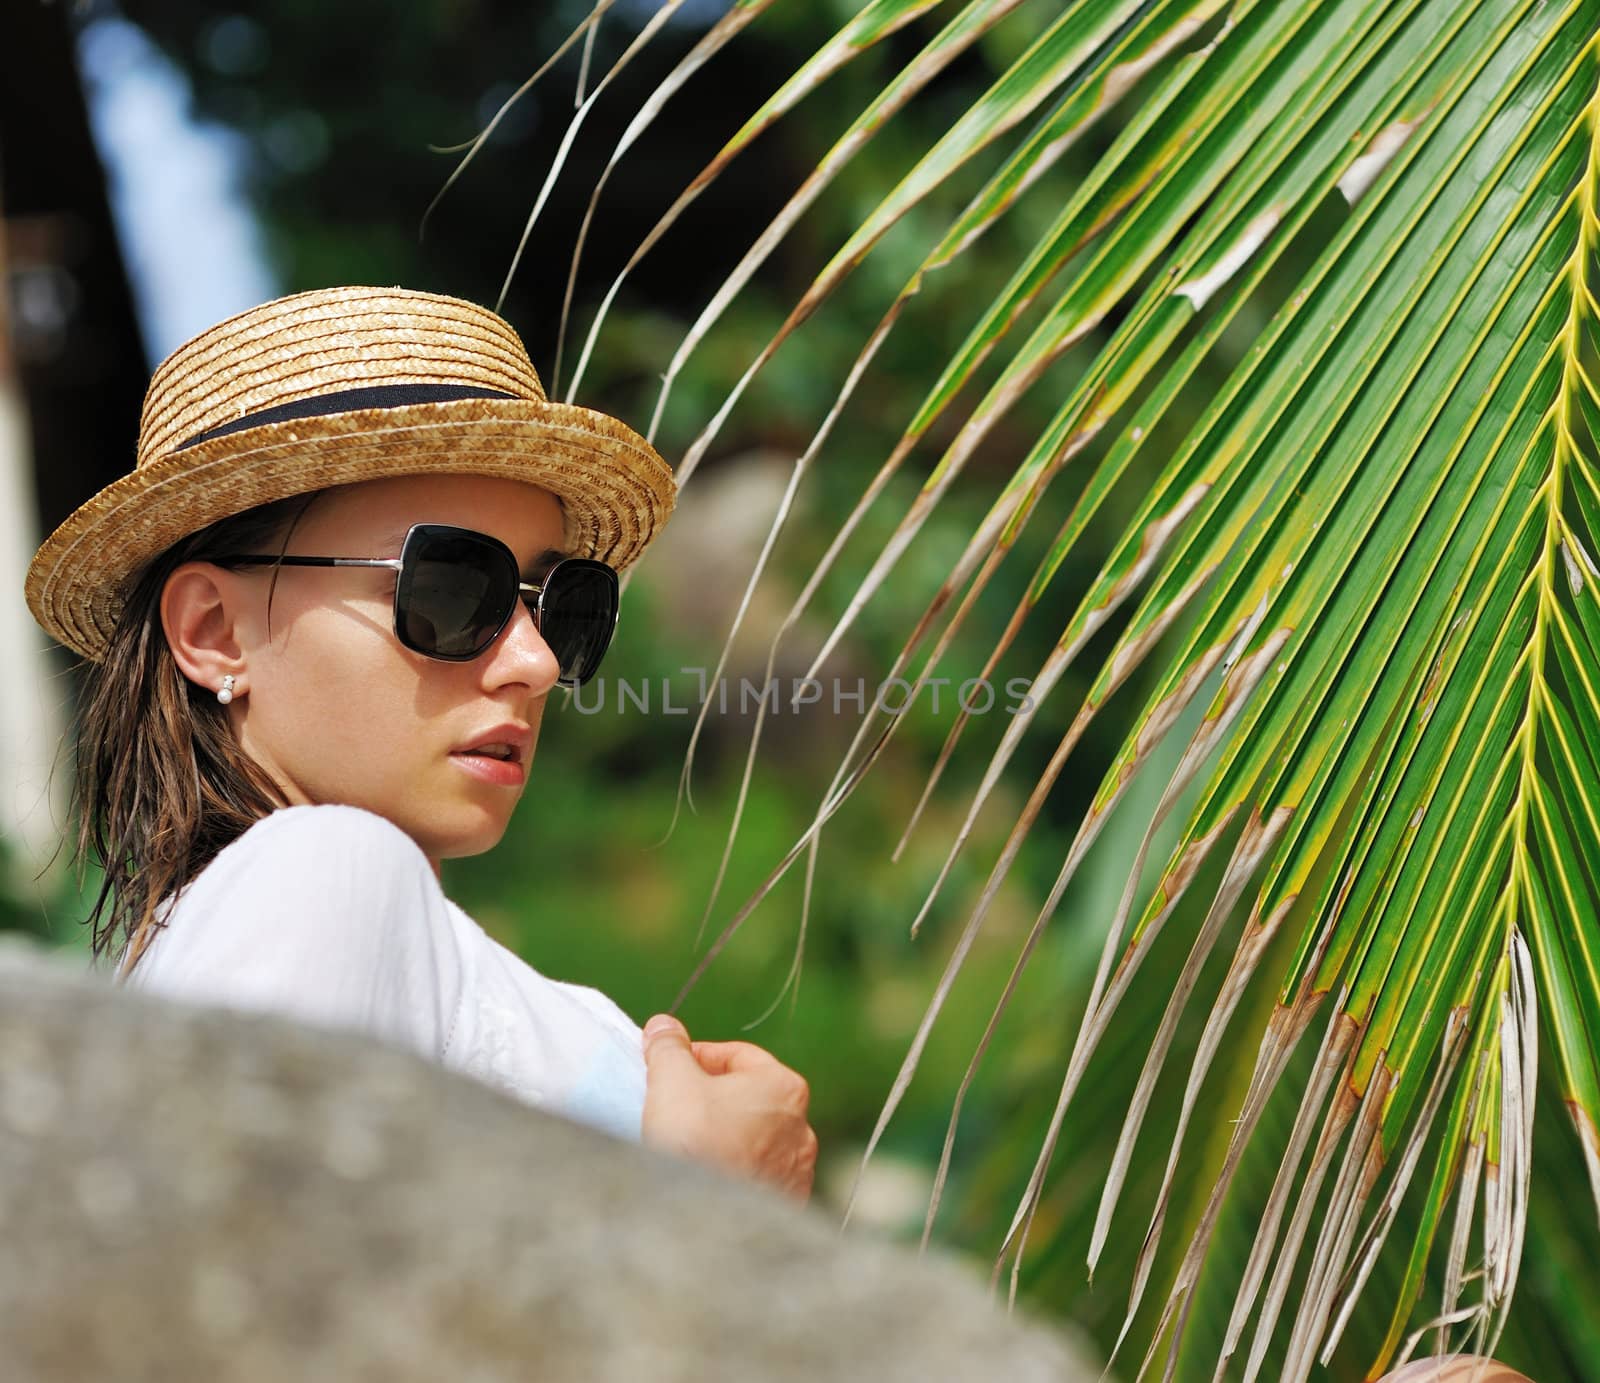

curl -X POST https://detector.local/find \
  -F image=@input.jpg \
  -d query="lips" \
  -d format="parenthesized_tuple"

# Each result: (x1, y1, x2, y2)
(452, 723, 533, 765)
(462, 744, 515, 760)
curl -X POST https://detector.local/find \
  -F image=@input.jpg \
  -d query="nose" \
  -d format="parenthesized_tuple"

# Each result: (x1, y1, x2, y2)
(482, 597, 561, 695)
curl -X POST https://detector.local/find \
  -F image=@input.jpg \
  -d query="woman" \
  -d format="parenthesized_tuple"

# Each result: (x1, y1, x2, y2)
(24, 285, 817, 1202)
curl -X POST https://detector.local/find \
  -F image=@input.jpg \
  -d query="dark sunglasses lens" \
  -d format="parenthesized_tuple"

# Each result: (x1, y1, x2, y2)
(399, 532, 516, 658)
(541, 562, 617, 684)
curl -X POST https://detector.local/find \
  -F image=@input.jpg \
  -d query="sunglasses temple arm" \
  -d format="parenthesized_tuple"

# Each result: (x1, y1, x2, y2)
(214, 556, 405, 569)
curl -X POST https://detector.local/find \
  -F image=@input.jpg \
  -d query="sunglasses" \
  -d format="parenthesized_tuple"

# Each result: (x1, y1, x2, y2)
(213, 522, 619, 686)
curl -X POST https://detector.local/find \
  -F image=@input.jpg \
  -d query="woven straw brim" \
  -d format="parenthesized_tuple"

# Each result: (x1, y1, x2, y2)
(26, 395, 676, 664)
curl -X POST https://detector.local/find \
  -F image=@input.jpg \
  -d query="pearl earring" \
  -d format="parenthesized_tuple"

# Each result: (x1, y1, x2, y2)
(217, 674, 237, 705)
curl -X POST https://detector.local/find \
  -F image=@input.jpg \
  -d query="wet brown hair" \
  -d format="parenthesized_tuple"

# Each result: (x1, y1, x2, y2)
(72, 489, 328, 980)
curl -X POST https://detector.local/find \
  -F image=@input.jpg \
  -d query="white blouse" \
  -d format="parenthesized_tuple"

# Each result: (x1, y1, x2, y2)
(121, 803, 647, 1142)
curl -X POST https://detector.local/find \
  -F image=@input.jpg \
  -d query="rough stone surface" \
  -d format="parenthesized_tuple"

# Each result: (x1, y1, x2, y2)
(0, 938, 1092, 1382)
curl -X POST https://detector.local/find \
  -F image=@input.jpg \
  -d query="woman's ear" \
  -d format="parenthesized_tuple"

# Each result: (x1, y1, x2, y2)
(161, 561, 248, 691)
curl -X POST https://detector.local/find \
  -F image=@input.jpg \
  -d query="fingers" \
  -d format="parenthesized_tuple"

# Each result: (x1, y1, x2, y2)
(689, 1039, 776, 1075)
(791, 1122, 820, 1202)
(691, 1041, 810, 1110)
(645, 1023, 791, 1087)
(641, 1013, 701, 1082)
(643, 1013, 687, 1041)
(643, 1016, 811, 1109)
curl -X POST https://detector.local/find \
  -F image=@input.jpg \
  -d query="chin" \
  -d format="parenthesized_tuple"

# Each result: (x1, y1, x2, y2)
(427, 807, 514, 862)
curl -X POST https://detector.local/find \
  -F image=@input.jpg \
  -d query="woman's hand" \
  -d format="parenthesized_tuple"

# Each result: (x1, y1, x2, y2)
(639, 1013, 818, 1203)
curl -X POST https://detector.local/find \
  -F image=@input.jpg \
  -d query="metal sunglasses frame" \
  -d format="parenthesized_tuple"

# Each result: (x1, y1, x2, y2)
(213, 521, 619, 686)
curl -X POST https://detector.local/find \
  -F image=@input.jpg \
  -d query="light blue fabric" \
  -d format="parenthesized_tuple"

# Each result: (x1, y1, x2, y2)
(555, 1036, 648, 1142)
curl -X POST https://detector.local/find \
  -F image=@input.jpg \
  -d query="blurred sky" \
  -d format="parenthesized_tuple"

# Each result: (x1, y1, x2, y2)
(74, 14, 276, 368)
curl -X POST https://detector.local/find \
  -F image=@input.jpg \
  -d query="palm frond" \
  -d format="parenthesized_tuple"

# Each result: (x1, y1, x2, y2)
(516, 0, 1600, 1374)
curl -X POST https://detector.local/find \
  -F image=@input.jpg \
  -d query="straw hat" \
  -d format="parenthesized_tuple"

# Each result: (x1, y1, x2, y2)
(24, 285, 678, 663)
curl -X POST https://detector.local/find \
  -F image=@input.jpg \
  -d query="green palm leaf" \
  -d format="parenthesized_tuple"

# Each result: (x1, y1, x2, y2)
(518, 0, 1600, 1375)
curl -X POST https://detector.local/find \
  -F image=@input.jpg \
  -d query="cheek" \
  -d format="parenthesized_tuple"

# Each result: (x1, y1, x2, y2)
(251, 606, 429, 782)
